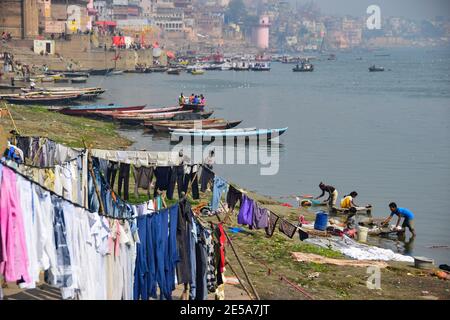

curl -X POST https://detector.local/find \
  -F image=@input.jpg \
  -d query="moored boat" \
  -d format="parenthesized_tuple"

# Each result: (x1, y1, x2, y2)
(3, 94, 82, 104)
(89, 68, 114, 76)
(59, 104, 146, 115)
(71, 77, 88, 83)
(369, 65, 385, 72)
(293, 61, 314, 72)
(149, 119, 241, 132)
(191, 69, 205, 75)
(167, 68, 181, 75)
(170, 127, 288, 140)
(113, 110, 195, 125)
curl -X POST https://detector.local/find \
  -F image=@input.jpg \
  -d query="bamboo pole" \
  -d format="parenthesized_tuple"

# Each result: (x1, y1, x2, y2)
(214, 205, 261, 300)
(226, 261, 255, 300)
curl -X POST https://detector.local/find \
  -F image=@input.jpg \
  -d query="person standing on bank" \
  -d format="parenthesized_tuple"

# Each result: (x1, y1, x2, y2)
(382, 202, 416, 237)
(315, 182, 338, 209)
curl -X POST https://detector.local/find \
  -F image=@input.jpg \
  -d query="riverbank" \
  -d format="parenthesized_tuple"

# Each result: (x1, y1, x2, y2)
(1, 105, 449, 300)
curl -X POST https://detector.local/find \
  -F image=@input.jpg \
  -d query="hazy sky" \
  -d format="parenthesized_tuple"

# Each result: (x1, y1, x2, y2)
(289, 0, 450, 19)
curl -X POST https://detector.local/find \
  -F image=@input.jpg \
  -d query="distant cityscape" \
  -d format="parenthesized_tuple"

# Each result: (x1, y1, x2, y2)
(1, 0, 449, 52)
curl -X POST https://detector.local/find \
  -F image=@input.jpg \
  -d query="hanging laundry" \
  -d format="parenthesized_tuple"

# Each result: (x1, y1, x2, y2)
(133, 166, 153, 198)
(118, 163, 130, 201)
(204, 229, 217, 293)
(47, 196, 73, 289)
(153, 166, 170, 197)
(0, 166, 31, 284)
(265, 211, 280, 237)
(200, 165, 215, 193)
(226, 185, 242, 212)
(167, 165, 184, 200)
(252, 203, 269, 229)
(189, 217, 197, 300)
(165, 204, 179, 296)
(237, 194, 254, 226)
(195, 227, 208, 300)
(278, 219, 298, 239)
(211, 176, 228, 211)
(106, 161, 119, 189)
(176, 199, 193, 285)
(183, 164, 199, 200)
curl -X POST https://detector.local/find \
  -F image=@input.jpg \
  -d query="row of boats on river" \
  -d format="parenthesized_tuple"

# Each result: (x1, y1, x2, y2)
(0, 86, 288, 141)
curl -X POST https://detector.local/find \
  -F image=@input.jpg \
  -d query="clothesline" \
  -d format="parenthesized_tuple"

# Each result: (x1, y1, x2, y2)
(2, 160, 134, 221)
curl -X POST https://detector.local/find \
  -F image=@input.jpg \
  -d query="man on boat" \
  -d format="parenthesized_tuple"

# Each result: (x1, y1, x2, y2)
(200, 94, 205, 105)
(189, 93, 195, 104)
(179, 93, 184, 106)
(382, 202, 416, 237)
(315, 182, 338, 209)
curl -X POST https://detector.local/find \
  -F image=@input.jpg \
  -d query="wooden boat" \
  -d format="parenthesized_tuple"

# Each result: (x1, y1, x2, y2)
(85, 105, 182, 119)
(172, 110, 213, 121)
(41, 77, 55, 83)
(106, 70, 124, 76)
(250, 62, 271, 71)
(293, 62, 314, 72)
(113, 110, 194, 125)
(22, 86, 103, 93)
(191, 69, 205, 75)
(148, 66, 168, 73)
(171, 127, 287, 140)
(149, 119, 239, 132)
(3, 94, 82, 104)
(71, 77, 88, 83)
(330, 206, 373, 215)
(54, 77, 70, 83)
(180, 103, 205, 111)
(63, 71, 90, 78)
(167, 68, 181, 75)
(0, 84, 24, 90)
(59, 104, 146, 115)
(89, 68, 114, 76)
(369, 65, 384, 72)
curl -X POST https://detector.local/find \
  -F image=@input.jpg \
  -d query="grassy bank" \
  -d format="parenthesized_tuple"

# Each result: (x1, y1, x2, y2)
(0, 104, 131, 149)
(2, 105, 449, 300)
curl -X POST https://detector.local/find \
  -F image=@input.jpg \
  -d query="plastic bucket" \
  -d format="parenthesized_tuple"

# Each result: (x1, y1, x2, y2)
(357, 226, 369, 242)
(314, 211, 328, 231)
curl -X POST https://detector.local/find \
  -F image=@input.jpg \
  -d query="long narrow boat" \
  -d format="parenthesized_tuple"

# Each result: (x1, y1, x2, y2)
(3, 94, 82, 105)
(148, 118, 225, 130)
(180, 103, 205, 111)
(59, 104, 146, 115)
(63, 72, 90, 78)
(113, 110, 194, 124)
(88, 105, 182, 117)
(89, 68, 114, 76)
(172, 110, 213, 121)
(151, 119, 242, 132)
(22, 87, 105, 94)
(170, 127, 288, 140)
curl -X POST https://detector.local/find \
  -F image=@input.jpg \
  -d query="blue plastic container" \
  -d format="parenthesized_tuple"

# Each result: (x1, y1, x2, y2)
(314, 211, 328, 231)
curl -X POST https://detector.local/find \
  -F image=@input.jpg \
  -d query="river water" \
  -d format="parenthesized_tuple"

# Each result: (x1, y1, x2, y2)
(85, 47, 450, 265)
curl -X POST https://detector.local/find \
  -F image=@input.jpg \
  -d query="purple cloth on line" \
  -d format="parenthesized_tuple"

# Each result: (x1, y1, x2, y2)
(251, 203, 269, 229)
(237, 195, 254, 226)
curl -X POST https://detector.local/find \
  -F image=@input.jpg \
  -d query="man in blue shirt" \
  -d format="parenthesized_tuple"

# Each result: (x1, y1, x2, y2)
(382, 202, 416, 237)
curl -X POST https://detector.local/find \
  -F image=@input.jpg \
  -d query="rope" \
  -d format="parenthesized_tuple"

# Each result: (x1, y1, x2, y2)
(231, 241, 315, 300)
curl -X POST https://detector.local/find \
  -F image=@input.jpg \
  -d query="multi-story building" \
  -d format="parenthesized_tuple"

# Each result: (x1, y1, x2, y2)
(154, 6, 184, 33)
(0, 0, 39, 38)
(112, 0, 141, 20)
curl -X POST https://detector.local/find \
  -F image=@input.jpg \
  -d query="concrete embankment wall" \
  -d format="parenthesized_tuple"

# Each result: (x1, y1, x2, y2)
(1, 35, 167, 71)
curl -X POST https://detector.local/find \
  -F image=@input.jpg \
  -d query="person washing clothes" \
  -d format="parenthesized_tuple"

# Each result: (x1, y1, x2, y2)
(315, 182, 338, 209)
(382, 202, 416, 237)
(343, 207, 358, 238)
(341, 191, 359, 209)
